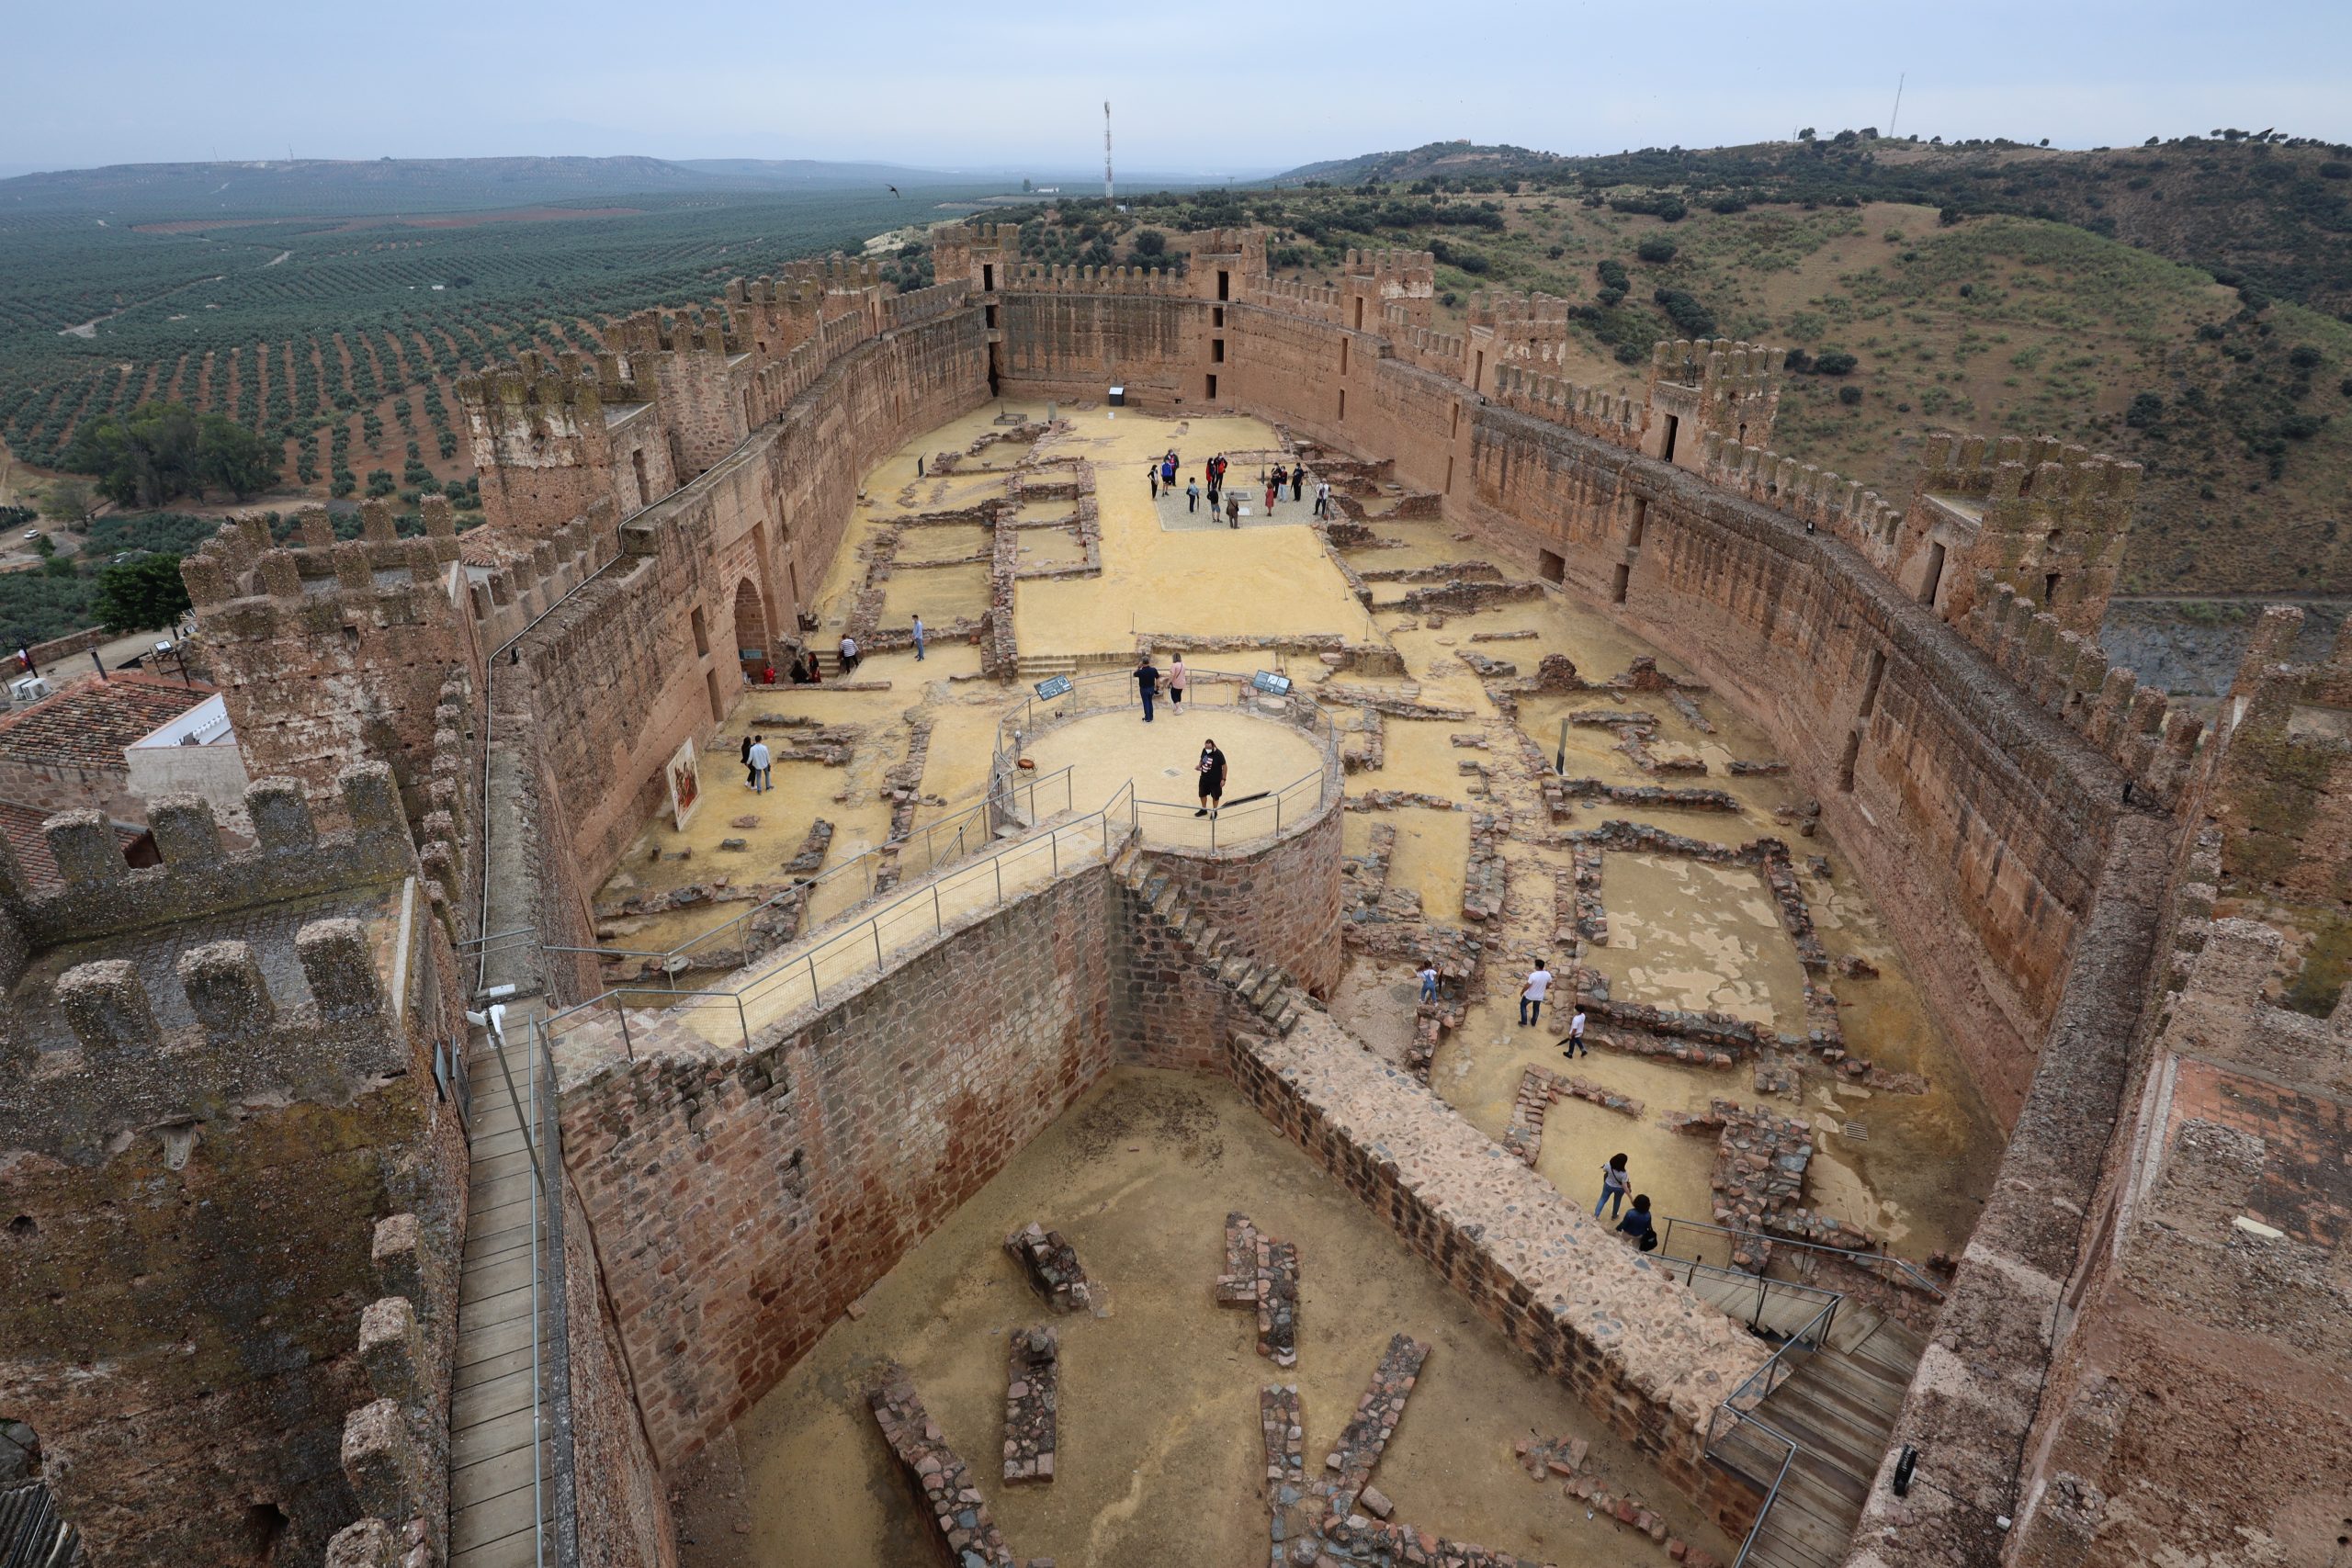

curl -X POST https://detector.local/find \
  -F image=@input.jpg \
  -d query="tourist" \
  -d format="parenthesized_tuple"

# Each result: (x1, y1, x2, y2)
(1168, 654, 1188, 711)
(748, 735, 773, 795)
(1518, 958, 1553, 1027)
(790, 653, 815, 684)
(1292, 467, 1306, 503)
(916, 455, 925, 478)
(741, 732, 755, 786)
(1162, 453, 1178, 489)
(1562, 1004, 1589, 1058)
(1207, 473, 1221, 509)
(1149, 465, 1160, 501)
(1272, 462, 1289, 497)
(1226, 494, 1241, 529)
(1315, 479, 1332, 519)
(1418, 962, 1439, 1004)
(840, 634, 860, 673)
(1263, 473, 1278, 512)
(1195, 737, 1227, 818)
(1595, 1154, 1631, 1220)
(1615, 1194, 1657, 1251)
(1134, 655, 1160, 722)
(761, 661, 776, 684)
(912, 615, 925, 662)
(1186, 479, 1200, 513)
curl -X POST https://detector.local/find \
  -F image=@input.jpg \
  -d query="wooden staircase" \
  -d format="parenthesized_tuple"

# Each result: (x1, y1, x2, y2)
(1708, 1309, 1926, 1568)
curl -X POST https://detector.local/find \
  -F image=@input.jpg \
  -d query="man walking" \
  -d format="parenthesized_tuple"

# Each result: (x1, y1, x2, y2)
(1186, 479, 1200, 513)
(1518, 958, 1553, 1028)
(1226, 493, 1241, 529)
(1134, 655, 1160, 722)
(840, 634, 860, 674)
(1418, 962, 1439, 1004)
(741, 732, 756, 787)
(748, 735, 773, 794)
(1314, 479, 1331, 519)
(1562, 1003, 1589, 1058)
(1195, 737, 1227, 818)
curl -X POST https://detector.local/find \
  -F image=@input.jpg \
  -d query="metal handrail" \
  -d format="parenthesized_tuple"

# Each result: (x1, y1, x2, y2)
(1661, 1214, 1947, 1300)
(544, 784, 1137, 1063)
(559, 766, 1078, 974)
(989, 663, 1342, 783)
(1131, 761, 1325, 850)
(1724, 1416, 1797, 1568)
(1657, 1249, 1842, 1334)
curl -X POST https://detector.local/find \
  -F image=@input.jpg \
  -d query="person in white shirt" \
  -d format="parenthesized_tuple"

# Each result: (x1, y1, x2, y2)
(1562, 1004, 1589, 1058)
(747, 737, 772, 794)
(840, 634, 860, 673)
(1519, 960, 1553, 1028)
(1417, 964, 1439, 1005)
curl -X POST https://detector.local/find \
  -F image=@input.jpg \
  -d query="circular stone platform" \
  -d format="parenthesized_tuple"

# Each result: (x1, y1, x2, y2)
(1019, 701, 1330, 851)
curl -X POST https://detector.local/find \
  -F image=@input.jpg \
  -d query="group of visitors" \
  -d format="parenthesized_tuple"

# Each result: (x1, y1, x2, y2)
(1130, 652, 1190, 721)
(1154, 456, 1321, 532)
(1406, 954, 1648, 1247)
(741, 733, 773, 793)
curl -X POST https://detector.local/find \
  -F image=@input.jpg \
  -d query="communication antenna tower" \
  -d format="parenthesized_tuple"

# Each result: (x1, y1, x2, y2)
(1104, 101, 1114, 201)
(1888, 73, 1905, 139)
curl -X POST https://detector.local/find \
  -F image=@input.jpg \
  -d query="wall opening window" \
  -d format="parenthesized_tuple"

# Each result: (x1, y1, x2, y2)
(1610, 562, 1629, 603)
(1660, 413, 1681, 463)
(691, 605, 710, 658)
(1920, 541, 1947, 607)
(1628, 496, 1649, 549)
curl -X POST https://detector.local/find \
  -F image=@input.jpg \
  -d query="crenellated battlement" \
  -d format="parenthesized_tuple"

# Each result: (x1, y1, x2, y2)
(0, 762, 416, 960)
(1004, 262, 1183, 295)
(1697, 434, 1905, 557)
(1908, 433, 2140, 636)
(1343, 247, 1436, 289)
(1491, 365, 1644, 446)
(611, 302, 741, 358)
(1960, 572, 2207, 808)
(1251, 276, 1343, 321)
(1468, 288, 1571, 331)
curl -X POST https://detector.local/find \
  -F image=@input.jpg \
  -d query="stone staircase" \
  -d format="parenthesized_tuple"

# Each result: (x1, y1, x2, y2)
(1709, 1311, 1926, 1568)
(1111, 839, 1317, 1036)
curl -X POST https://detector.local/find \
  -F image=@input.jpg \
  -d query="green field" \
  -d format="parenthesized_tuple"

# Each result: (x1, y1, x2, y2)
(0, 179, 997, 507)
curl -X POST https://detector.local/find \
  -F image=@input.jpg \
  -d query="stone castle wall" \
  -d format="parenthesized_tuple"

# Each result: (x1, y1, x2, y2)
(555, 859, 1117, 1465)
(504, 308, 988, 969)
(987, 283, 2124, 1121)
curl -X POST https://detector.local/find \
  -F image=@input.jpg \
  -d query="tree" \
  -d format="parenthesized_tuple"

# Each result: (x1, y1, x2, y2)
(40, 479, 96, 524)
(1636, 237, 1677, 265)
(1813, 350, 1859, 376)
(92, 553, 191, 634)
(194, 414, 279, 500)
(62, 401, 199, 507)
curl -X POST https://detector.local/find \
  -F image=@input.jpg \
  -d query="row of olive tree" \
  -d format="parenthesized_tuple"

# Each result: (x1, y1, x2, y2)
(60, 401, 280, 508)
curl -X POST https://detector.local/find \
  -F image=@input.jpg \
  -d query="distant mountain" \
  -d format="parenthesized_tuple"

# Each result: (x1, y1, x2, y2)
(1275, 134, 2352, 317)
(0, 155, 989, 220)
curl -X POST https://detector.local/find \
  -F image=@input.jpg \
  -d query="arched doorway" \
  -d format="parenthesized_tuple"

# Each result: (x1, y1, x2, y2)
(733, 577, 771, 682)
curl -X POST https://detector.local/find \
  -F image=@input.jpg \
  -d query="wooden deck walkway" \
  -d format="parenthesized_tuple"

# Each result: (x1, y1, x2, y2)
(447, 1002, 555, 1568)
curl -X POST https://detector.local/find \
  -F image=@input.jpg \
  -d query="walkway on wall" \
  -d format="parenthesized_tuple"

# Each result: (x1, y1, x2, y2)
(447, 999, 568, 1568)
(1679, 1257, 1927, 1568)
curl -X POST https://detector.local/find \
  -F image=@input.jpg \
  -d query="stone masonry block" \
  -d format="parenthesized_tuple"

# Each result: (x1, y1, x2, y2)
(358, 1296, 425, 1407)
(55, 959, 158, 1055)
(298, 918, 383, 1021)
(177, 940, 277, 1041)
(341, 1397, 424, 1528)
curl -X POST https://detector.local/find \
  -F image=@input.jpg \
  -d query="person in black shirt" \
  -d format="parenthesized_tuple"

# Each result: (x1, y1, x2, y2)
(1195, 738, 1227, 817)
(1615, 1194, 1657, 1251)
(1134, 657, 1160, 722)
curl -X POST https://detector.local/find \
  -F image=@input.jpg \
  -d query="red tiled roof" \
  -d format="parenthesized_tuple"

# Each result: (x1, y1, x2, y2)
(0, 671, 214, 771)
(0, 799, 144, 889)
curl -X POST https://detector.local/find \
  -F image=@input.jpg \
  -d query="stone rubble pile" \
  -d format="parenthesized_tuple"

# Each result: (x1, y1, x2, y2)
(866, 1365, 1053, 1568)
(1218, 1213, 1301, 1367)
(1004, 1223, 1092, 1313)
(1001, 1326, 1059, 1485)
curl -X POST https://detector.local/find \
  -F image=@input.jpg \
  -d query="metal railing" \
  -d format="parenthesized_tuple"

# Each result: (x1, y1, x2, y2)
(1657, 1250, 1842, 1336)
(481, 1011, 580, 1567)
(1703, 1293, 1841, 1568)
(1660, 1215, 1947, 1300)
(543, 784, 1137, 1063)
(556, 767, 1079, 982)
(990, 664, 1340, 852)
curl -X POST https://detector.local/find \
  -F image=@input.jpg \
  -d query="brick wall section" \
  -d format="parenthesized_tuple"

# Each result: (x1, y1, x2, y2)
(556, 859, 1114, 1465)
(1136, 785, 1346, 1000)
(1230, 1016, 1768, 1536)
(560, 1178, 679, 1568)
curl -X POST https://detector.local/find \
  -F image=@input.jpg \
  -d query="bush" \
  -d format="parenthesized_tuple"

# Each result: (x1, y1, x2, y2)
(366, 469, 397, 498)
(1838, 385, 1863, 406)
(1636, 237, 1678, 265)
(1782, 347, 1812, 373)
(2126, 391, 2165, 427)
(2290, 344, 2324, 368)
(1812, 350, 1859, 377)
(2282, 412, 2327, 439)
(2321, 161, 2351, 179)
(1652, 288, 1715, 337)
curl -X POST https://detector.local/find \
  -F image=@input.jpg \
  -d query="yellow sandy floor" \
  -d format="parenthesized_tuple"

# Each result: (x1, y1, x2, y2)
(1016, 412, 1380, 656)
(1017, 703, 1329, 852)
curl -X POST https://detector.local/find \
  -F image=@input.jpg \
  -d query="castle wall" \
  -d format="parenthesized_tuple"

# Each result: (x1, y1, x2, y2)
(0, 772, 469, 1563)
(555, 857, 1116, 1466)
(990, 292, 2125, 1120)
(995, 292, 1209, 410)
(501, 308, 988, 988)
(561, 1177, 679, 1568)
(1132, 784, 1347, 1003)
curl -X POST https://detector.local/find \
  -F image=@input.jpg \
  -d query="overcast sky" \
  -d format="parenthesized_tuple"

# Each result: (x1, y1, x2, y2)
(8, 0, 2348, 176)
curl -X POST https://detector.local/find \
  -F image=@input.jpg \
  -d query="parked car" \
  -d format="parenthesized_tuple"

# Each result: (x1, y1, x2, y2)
(20, 529, 38, 540)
